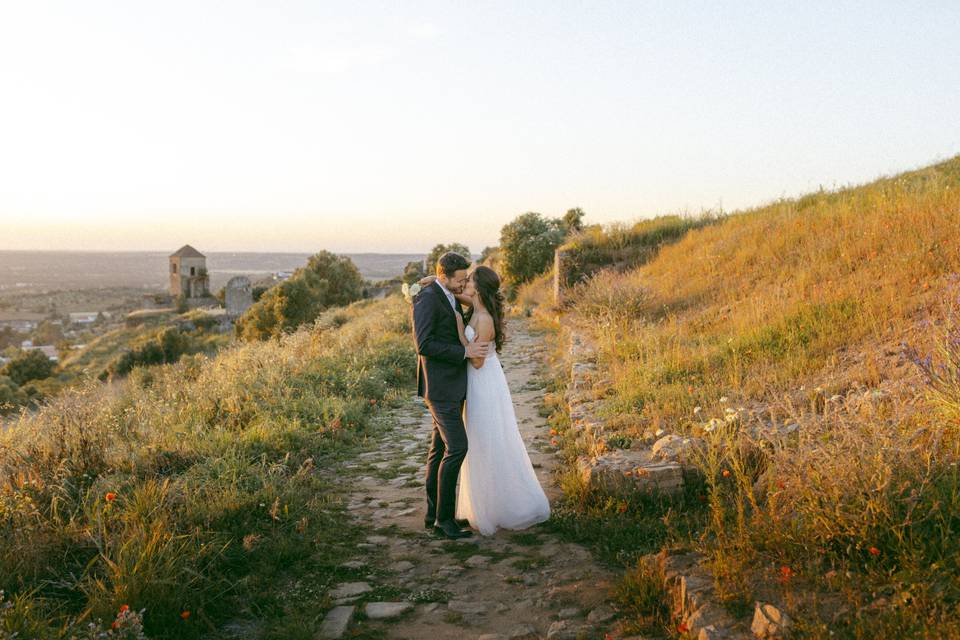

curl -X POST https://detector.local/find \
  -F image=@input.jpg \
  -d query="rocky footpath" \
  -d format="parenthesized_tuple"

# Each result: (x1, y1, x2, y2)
(313, 320, 632, 640)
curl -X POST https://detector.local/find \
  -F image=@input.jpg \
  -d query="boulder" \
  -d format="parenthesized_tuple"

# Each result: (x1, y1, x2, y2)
(751, 602, 791, 638)
(652, 434, 705, 464)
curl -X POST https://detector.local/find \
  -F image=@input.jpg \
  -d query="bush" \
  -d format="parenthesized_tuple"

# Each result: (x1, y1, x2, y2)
(499, 212, 566, 286)
(236, 251, 365, 341)
(104, 327, 191, 379)
(3, 349, 56, 386)
(0, 375, 28, 415)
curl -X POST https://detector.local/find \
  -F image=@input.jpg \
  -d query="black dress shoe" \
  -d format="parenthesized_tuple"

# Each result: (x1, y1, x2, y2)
(424, 517, 470, 529)
(433, 519, 473, 539)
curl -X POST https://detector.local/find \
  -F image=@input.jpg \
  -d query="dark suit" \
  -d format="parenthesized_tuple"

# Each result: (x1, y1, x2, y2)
(412, 282, 468, 524)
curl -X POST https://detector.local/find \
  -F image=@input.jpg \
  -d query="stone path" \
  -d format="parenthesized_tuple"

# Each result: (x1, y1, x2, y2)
(320, 320, 622, 640)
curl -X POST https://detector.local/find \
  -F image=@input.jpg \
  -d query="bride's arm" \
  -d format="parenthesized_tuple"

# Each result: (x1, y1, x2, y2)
(417, 274, 474, 307)
(469, 315, 495, 369)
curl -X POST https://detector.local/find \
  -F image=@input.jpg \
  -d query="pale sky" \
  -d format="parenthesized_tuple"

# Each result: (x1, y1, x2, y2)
(1, 1, 958, 253)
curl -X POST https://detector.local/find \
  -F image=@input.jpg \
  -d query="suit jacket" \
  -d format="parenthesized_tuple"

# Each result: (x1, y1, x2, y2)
(413, 281, 467, 403)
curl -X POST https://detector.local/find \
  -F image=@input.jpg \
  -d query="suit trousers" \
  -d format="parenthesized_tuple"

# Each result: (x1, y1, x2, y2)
(424, 399, 467, 523)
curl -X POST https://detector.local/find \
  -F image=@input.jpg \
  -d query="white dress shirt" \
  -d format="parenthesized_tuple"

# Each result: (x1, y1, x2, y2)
(436, 280, 458, 312)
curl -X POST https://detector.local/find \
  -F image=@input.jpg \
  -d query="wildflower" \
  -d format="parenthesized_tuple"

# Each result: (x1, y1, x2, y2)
(112, 620, 120, 630)
(719, 396, 729, 403)
(704, 418, 723, 432)
(549, 428, 558, 436)
(617, 502, 628, 513)
(868, 547, 881, 556)
(722, 469, 731, 478)
(119, 604, 129, 613)
(779, 566, 794, 583)
(655, 428, 665, 437)
(550, 439, 558, 446)
(181, 610, 191, 620)
(369, 399, 377, 406)
(105, 492, 117, 503)
(678, 621, 690, 633)
(623, 470, 633, 476)
(693, 406, 702, 415)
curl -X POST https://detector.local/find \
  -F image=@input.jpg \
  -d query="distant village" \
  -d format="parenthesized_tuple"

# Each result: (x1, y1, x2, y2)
(0, 245, 281, 367)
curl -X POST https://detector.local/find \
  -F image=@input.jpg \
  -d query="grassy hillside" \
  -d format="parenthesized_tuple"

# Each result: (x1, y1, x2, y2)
(528, 155, 960, 637)
(0, 295, 414, 638)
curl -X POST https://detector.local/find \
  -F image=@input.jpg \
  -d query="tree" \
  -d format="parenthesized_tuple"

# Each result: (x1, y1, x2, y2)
(479, 246, 499, 265)
(236, 251, 365, 341)
(401, 260, 427, 285)
(561, 208, 586, 234)
(426, 243, 472, 273)
(3, 349, 56, 386)
(498, 212, 566, 286)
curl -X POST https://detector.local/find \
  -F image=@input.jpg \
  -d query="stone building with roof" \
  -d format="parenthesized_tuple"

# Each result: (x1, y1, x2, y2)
(169, 245, 211, 301)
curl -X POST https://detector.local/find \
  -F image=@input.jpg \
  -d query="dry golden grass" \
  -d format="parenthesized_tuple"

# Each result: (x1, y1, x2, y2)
(539, 155, 960, 636)
(572, 156, 960, 432)
(0, 296, 416, 639)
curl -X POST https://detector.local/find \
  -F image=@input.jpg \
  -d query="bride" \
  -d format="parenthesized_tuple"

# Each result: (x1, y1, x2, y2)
(421, 266, 550, 536)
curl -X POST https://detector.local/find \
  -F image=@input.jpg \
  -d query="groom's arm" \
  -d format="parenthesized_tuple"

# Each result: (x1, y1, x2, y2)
(413, 290, 466, 364)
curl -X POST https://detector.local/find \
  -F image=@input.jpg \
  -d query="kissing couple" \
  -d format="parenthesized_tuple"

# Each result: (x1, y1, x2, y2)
(411, 251, 551, 540)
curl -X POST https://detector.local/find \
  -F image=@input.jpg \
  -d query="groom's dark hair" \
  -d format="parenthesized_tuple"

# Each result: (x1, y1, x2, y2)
(436, 252, 471, 277)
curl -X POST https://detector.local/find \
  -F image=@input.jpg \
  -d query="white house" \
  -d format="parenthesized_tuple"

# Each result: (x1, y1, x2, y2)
(69, 312, 99, 325)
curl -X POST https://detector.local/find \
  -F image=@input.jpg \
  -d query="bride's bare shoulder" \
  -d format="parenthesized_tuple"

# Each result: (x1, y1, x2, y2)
(475, 312, 495, 340)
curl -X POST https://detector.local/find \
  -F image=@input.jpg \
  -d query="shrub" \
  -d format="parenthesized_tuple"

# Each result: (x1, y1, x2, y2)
(236, 251, 365, 341)
(3, 349, 56, 386)
(499, 212, 566, 286)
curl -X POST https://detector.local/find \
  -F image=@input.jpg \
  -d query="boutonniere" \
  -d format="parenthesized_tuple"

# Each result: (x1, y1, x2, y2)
(401, 282, 422, 303)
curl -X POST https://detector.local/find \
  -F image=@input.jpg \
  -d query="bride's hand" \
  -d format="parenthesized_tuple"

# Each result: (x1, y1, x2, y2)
(418, 274, 438, 286)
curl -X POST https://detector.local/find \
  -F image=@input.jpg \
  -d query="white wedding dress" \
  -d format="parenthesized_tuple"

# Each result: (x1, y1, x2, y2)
(455, 324, 551, 535)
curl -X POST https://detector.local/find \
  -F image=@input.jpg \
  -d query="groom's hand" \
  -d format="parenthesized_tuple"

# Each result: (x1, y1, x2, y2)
(465, 341, 491, 359)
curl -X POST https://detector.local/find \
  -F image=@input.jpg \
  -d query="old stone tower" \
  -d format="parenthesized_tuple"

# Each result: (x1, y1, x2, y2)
(169, 245, 210, 299)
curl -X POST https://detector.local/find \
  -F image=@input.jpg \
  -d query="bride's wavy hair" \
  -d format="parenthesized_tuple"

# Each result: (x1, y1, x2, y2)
(469, 265, 506, 352)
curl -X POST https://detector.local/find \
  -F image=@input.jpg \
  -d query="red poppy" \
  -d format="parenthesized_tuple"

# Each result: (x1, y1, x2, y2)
(105, 492, 117, 503)
(549, 428, 558, 436)
(112, 621, 120, 630)
(181, 610, 191, 620)
(722, 469, 731, 478)
(678, 621, 690, 633)
(369, 399, 377, 405)
(868, 547, 881, 556)
(617, 502, 628, 513)
(550, 439, 558, 445)
(779, 566, 794, 583)
(119, 604, 130, 613)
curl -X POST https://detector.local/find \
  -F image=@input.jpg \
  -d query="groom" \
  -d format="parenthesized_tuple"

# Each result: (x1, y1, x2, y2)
(412, 252, 491, 539)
